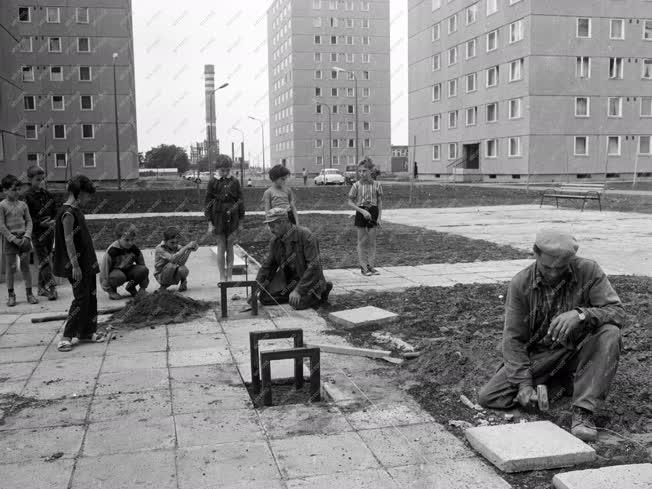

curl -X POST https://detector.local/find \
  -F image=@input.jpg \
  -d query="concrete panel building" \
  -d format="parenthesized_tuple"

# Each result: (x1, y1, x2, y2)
(408, 0, 652, 182)
(267, 0, 391, 174)
(0, 0, 139, 182)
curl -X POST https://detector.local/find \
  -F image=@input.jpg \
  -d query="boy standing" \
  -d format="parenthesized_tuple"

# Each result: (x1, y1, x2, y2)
(154, 226, 198, 291)
(0, 175, 38, 306)
(24, 166, 58, 300)
(100, 222, 149, 300)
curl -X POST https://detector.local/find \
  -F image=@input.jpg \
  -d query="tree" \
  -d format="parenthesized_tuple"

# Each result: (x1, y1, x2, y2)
(144, 144, 190, 174)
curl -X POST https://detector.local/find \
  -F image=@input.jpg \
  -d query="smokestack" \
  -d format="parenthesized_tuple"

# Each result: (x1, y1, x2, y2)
(204, 65, 217, 163)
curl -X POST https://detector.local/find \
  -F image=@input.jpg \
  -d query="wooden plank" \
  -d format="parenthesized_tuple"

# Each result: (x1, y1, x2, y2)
(305, 343, 391, 358)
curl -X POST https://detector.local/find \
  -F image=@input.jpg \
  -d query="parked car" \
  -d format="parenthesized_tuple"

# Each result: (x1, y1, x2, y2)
(344, 165, 358, 184)
(314, 169, 345, 185)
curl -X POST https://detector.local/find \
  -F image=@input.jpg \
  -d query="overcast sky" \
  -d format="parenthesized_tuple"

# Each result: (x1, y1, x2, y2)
(132, 0, 408, 162)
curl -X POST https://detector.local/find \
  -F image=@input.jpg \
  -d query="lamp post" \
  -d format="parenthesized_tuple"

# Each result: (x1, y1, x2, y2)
(248, 116, 265, 175)
(112, 53, 122, 189)
(312, 99, 332, 169)
(207, 82, 229, 177)
(333, 66, 358, 164)
(231, 127, 245, 186)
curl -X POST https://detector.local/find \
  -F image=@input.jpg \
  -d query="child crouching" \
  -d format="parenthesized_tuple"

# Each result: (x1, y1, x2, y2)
(100, 222, 149, 300)
(154, 226, 198, 291)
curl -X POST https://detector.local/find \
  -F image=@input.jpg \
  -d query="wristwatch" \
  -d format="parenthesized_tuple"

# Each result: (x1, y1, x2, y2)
(575, 308, 587, 323)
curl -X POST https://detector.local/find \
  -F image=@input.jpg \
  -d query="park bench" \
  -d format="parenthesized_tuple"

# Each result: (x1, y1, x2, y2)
(540, 183, 605, 212)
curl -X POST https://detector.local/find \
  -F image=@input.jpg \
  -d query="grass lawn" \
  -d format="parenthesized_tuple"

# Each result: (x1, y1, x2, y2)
(88, 214, 530, 267)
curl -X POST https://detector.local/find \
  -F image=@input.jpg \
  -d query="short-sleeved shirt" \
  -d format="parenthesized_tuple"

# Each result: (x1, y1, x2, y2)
(349, 180, 383, 207)
(263, 186, 295, 211)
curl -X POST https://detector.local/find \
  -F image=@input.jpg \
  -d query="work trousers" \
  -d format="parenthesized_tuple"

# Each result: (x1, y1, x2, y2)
(478, 324, 622, 412)
(62, 273, 98, 340)
(258, 270, 321, 310)
(108, 265, 149, 290)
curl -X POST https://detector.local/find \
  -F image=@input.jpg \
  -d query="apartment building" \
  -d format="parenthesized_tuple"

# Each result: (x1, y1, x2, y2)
(267, 0, 391, 174)
(408, 0, 652, 182)
(0, 1, 139, 182)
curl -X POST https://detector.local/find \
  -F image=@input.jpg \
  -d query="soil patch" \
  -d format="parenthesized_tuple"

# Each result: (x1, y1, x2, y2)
(0, 393, 55, 426)
(245, 378, 320, 409)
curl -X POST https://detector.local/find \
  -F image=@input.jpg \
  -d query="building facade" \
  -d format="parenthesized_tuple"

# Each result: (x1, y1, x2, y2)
(267, 0, 391, 174)
(0, 0, 139, 182)
(408, 0, 652, 182)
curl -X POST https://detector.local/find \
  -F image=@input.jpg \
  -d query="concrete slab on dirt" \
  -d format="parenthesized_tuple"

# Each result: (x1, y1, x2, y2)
(552, 463, 652, 489)
(328, 306, 398, 329)
(465, 421, 596, 473)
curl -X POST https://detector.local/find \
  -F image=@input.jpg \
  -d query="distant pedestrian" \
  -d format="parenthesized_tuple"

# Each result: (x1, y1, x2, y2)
(53, 175, 105, 352)
(263, 164, 299, 225)
(302, 168, 308, 186)
(0, 175, 37, 307)
(247, 177, 253, 187)
(348, 158, 383, 277)
(100, 222, 150, 300)
(154, 226, 198, 291)
(413, 161, 419, 180)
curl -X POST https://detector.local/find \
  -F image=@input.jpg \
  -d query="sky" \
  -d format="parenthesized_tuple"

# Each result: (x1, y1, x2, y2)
(131, 0, 408, 163)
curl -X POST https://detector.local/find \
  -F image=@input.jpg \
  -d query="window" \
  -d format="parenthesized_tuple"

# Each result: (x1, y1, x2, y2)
(313, 0, 321, 8)
(330, 53, 337, 63)
(18, 7, 31, 22)
(639, 136, 651, 155)
(361, 18, 369, 28)
(347, 104, 355, 114)
(49, 66, 63, 81)
(316, 156, 323, 166)
(346, 87, 355, 96)
(77, 7, 90, 23)
(487, 0, 497, 16)
(313, 17, 322, 27)
(508, 137, 521, 157)
(82, 124, 94, 139)
(46, 7, 60, 23)
(315, 139, 323, 148)
(19, 37, 33, 52)
(347, 121, 354, 130)
(432, 144, 440, 160)
(432, 54, 441, 71)
(487, 66, 499, 87)
(348, 138, 356, 148)
(330, 35, 337, 45)
(574, 136, 589, 156)
(432, 23, 440, 41)
(609, 58, 624, 79)
(610, 19, 625, 40)
(487, 30, 498, 52)
(608, 97, 622, 117)
(448, 47, 457, 65)
(432, 114, 440, 131)
(432, 0, 441, 10)
(576, 56, 591, 78)
(331, 87, 338, 96)
(27, 154, 39, 164)
(510, 20, 523, 43)
(363, 121, 370, 130)
(466, 106, 478, 126)
(25, 124, 37, 140)
(81, 95, 93, 110)
(642, 96, 652, 117)
(49, 37, 62, 53)
(466, 39, 476, 59)
(345, 18, 353, 28)
(332, 105, 338, 113)
(466, 4, 478, 25)
(487, 102, 498, 122)
(643, 59, 652, 79)
(448, 14, 457, 34)
(645, 20, 652, 40)
(362, 53, 370, 63)
(577, 18, 591, 38)
(448, 79, 457, 97)
(448, 143, 458, 159)
(607, 136, 621, 156)
(316, 104, 322, 114)
(486, 139, 497, 158)
(83, 153, 96, 168)
(509, 98, 522, 119)
(361, 1, 370, 11)
(448, 110, 458, 128)
(466, 73, 477, 92)
(78, 38, 90, 53)
(22, 66, 34, 82)
(329, 0, 337, 9)
(331, 70, 338, 79)
(52, 96, 65, 111)
(330, 17, 338, 27)
(432, 83, 441, 101)
(315, 87, 322, 97)
(315, 70, 322, 79)
(55, 153, 67, 168)
(53, 125, 66, 140)
(362, 104, 370, 114)
(24, 96, 35, 111)
(314, 53, 322, 63)
(332, 139, 339, 148)
(362, 36, 370, 45)
(314, 35, 321, 44)
(363, 70, 370, 80)
(575, 97, 590, 117)
(509, 59, 523, 81)
(362, 87, 370, 97)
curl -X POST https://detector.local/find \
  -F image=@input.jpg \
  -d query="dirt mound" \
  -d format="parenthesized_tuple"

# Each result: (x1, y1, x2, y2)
(108, 290, 211, 329)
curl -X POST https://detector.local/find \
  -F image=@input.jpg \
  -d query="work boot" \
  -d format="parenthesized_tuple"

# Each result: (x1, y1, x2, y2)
(7, 293, 16, 307)
(178, 280, 188, 292)
(360, 266, 372, 276)
(321, 282, 333, 304)
(125, 281, 138, 297)
(571, 407, 598, 442)
(108, 289, 122, 300)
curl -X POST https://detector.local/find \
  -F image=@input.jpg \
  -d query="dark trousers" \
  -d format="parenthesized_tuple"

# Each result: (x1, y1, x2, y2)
(478, 324, 622, 412)
(63, 273, 98, 340)
(108, 265, 149, 290)
(259, 270, 321, 310)
(33, 233, 55, 290)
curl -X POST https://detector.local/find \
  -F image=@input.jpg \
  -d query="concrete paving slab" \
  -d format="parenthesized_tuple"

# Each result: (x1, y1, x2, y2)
(339, 400, 433, 430)
(176, 442, 280, 488)
(552, 463, 652, 489)
(71, 450, 177, 489)
(0, 395, 90, 431)
(168, 333, 227, 351)
(358, 423, 472, 468)
(1, 459, 74, 489)
(171, 383, 253, 414)
(328, 306, 398, 329)
(175, 409, 265, 448)
(271, 432, 380, 479)
(83, 415, 176, 456)
(0, 361, 37, 382)
(0, 345, 47, 364)
(167, 319, 221, 337)
(40, 339, 107, 360)
(100, 351, 168, 373)
(168, 363, 242, 386)
(286, 468, 399, 489)
(22, 370, 98, 400)
(105, 335, 167, 355)
(388, 459, 511, 488)
(0, 332, 54, 349)
(168, 347, 233, 367)
(0, 380, 27, 395)
(258, 403, 353, 439)
(236, 358, 311, 383)
(89, 390, 172, 422)
(0, 314, 20, 325)
(323, 372, 408, 404)
(465, 420, 596, 473)
(0, 425, 84, 464)
(4, 320, 63, 335)
(95, 367, 169, 396)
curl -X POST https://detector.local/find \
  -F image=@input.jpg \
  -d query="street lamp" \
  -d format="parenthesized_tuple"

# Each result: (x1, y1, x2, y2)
(231, 127, 245, 185)
(112, 53, 122, 189)
(311, 99, 332, 169)
(247, 116, 265, 175)
(207, 82, 229, 177)
(333, 66, 358, 165)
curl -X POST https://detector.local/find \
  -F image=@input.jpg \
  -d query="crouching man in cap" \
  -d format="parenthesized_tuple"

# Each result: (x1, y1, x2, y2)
(252, 207, 333, 310)
(478, 229, 624, 441)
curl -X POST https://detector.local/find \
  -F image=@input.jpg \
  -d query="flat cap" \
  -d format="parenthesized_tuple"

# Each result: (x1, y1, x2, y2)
(264, 207, 289, 223)
(535, 228, 579, 257)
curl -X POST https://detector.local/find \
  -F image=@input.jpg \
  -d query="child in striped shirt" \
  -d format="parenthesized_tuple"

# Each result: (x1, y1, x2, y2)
(347, 158, 383, 276)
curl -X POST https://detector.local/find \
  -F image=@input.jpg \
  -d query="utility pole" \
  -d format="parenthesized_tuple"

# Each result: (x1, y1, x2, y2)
(240, 141, 245, 187)
(248, 116, 265, 175)
(113, 53, 122, 189)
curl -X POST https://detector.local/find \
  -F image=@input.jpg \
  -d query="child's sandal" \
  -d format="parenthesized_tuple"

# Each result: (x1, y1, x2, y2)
(57, 339, 73, 352)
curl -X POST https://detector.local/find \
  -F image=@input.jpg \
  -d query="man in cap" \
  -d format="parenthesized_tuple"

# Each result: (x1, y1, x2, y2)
(252, 207, 333, 310)
(478, 228, 624, 441)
